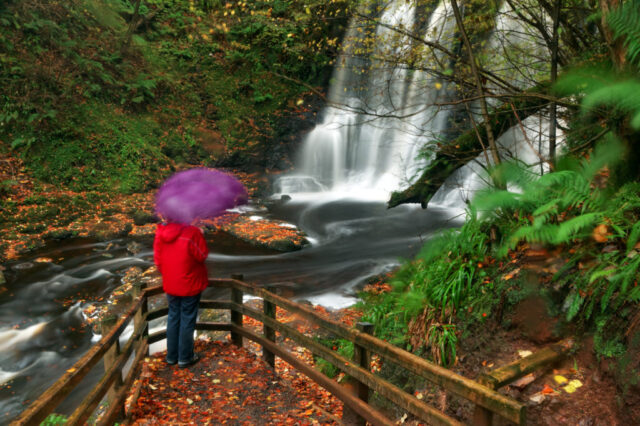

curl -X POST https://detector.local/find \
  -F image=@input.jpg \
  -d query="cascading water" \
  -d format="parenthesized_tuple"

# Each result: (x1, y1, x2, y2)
(277, 0, 557, 208)
(275, 0, 458, 199)
(431, 1, 559, 207)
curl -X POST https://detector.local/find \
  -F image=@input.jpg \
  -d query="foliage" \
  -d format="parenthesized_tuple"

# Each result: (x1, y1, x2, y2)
(556, 67, 640, 131)
(607, 0, 640, 66)
(40, 414, 67, 426)
(474, 139, 640, 355)
(359, 216, 494, 365)
(0, 0, 348, 191)
(365, 133, 640, 361)
(475, 135, 623, 250)
(314, 338, 354, 378)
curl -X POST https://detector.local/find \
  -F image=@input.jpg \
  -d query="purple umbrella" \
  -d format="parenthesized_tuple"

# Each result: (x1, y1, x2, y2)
(155, 168, 249, 224)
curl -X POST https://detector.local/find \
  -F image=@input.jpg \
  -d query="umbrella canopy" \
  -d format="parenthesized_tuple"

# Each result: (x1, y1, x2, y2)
(155, 168, 249, 224)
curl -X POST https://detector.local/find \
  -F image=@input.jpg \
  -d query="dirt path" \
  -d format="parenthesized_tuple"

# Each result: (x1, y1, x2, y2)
(129, 340, 341, 425)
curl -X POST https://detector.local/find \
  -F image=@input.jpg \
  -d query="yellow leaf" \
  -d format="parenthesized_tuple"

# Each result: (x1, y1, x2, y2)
(553, 375, 568, 385)
(563, 379, 583, 393)
(518, 350, 533, 358)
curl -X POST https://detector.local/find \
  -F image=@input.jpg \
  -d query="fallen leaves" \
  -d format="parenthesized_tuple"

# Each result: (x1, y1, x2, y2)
(592, 224, 610, 243)
(208, 215, 310, 252)
(130, 340, 339, 425)
(541, 384, 556, 395)
(562, 379, 583, 394)
(128, 299, 364, 426)
(554, 374, 568, 385)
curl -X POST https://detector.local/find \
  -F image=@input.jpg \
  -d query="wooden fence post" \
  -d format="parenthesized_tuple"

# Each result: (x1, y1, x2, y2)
(101, 315, 124, 419)
(230, 274, 244, 347)
(133, 281, 148, 356)
(263, 293, 276, 369)
(472, 376, 494, 426)
(355, 322, 374, 402)
(342, 322, 374, 426)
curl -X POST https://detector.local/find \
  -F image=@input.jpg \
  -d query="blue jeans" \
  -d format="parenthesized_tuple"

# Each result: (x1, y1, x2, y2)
(166, 293, 201, 364)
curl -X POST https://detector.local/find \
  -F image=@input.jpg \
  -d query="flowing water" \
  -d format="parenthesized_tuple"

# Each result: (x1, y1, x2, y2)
(0, 201, 461, 421)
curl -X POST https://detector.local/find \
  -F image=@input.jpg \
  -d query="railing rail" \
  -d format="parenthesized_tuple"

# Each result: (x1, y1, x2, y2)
(12, 277, 527, 426)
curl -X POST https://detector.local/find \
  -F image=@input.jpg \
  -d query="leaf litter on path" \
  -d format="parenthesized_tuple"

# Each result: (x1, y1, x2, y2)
(130, 340, 340, 425)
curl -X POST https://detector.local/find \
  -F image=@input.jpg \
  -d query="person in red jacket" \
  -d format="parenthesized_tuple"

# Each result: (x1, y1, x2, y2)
(154, 222, 209, 368)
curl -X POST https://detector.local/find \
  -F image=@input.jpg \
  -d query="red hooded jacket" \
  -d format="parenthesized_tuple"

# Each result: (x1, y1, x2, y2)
(153, 223, 209, 297)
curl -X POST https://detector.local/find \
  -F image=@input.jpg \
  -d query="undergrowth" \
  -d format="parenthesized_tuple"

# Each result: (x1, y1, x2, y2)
(0, 0, 348, 192)
(361, 137, 640, 365)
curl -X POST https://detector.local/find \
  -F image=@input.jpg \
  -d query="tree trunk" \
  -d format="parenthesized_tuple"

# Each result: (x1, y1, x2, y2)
(548, 0, 561, 167)
(599, 0, 627, 69)
(123, 0, 143, 50)
(450, 0, 501, 168)
(388, 83, 551, 209)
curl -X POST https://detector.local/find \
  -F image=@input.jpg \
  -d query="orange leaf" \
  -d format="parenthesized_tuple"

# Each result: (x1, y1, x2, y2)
(541, 384, 555, 395)
(593, 224, 609, 243)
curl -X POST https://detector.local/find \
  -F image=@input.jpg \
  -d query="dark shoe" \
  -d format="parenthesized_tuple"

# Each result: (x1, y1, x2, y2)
(166, 358, 177, 366)
(178, 353, 200, 368)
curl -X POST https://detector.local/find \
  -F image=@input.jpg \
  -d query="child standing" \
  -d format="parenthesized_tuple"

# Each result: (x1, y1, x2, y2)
(153, 222, 209, 368)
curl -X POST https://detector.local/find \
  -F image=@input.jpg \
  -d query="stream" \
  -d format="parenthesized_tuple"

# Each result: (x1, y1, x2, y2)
(0, 196, 461, 421)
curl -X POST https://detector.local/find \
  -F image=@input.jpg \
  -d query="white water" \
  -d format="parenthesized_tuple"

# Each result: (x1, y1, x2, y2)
(275, 0, 457, 200)
(276, 0, 555, 210)
(0, 321, 49, 353)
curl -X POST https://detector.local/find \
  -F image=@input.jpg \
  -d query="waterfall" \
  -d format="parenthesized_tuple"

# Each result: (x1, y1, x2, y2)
(275, 0, 457, 200)
(430, 1, 558, 208)
(275, 0, 557, 206)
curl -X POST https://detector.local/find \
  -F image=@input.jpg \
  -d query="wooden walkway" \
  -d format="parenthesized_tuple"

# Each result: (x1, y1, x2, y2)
(129, 340, 339, 425)
(12, 276, 573, 426)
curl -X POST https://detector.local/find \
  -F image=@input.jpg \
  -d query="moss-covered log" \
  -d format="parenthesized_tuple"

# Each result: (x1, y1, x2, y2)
(388, 84, 552, 208)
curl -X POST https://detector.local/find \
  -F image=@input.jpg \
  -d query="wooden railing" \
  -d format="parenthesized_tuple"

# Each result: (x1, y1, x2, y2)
(12, 276, 529, 426)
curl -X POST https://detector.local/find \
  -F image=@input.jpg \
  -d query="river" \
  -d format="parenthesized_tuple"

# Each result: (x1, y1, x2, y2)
(0, 196, 461, 421)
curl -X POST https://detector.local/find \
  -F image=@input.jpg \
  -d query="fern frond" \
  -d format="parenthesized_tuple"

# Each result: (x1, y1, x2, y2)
(627, 221, 640, 253)
(473, 190, 522, 215)
(565, 291, 584, 321)
(554, 213, 603, 243)
(607, 0, 640, 65)
(583, 83, 640, 130)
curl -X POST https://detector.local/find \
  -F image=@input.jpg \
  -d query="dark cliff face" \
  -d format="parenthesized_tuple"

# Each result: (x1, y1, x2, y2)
(212, 92, 327, 174)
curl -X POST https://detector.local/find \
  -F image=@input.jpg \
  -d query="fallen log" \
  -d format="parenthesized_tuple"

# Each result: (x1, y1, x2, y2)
(388, 84, 552, 208)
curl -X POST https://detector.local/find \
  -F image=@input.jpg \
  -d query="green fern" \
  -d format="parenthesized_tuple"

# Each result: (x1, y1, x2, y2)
(556, 65, 640, 130)
(627, 221, 640, 253)
(607, 0, 640, 65)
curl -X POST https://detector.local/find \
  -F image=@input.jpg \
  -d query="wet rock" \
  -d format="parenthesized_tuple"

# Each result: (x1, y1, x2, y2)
(43, 229, 76, 241)
(219, 215, 309, 252)
(92, 220, 133, 241)
(127, 241, 144, 255)
(13, 262, 34, 270)
(269, 238, 302, 252)
(83, 266, 153, 333)
(132, 211, 158, 226)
